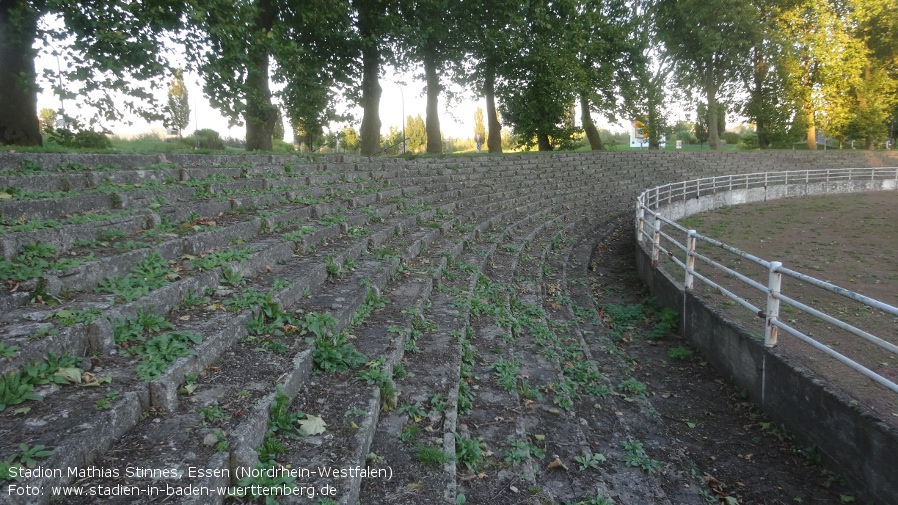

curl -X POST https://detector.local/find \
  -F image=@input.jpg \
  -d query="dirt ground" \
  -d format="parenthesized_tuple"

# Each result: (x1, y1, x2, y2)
(674, 191, 898, 425)
(588, 222, 859, 505)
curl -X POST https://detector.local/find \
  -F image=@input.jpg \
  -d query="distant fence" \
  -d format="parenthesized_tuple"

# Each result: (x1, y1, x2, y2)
(635, 167, 898, 395)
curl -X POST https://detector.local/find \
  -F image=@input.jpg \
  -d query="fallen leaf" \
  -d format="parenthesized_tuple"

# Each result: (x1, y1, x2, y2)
(533, 434, 545, 441)
(299, 414, 327, 435)
(687, 422, 696, 429)
(547, 457, 568, 471)
(14, 407, 30, 415)
(54, 367, 82, 384)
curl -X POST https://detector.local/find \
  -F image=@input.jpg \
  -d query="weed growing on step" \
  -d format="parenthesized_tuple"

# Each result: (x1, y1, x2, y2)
(190, 246, 253, 271)
(492, 358, 520, 393)
(0, 218, 62, 236)
(617, 378, 648, 397)
(0, 242, 91, 281)
(0, 444, 53, 482)
(200, 402, 229, 424)
(574, 452, 606, 471)
(181, 289, 210, 308)
(455, 434, 486, 470)
(96, 251, 177, 302)
(416, 444, 450, 466)
(504, 439, 545, 465)
(306, 312, 367, 373)
(1, 351, 100, 412)
(0, 343, 20, 359)
(94, 391, 118, 410)
(52, 307, 101, 327)
(318, 210, 346, 227)
(620, 439, 661, 474)
(668, 346, 693, 360)
(283, 225, 316, 242)
(133, 331, 203, 381)
(356, 358, 396, 409)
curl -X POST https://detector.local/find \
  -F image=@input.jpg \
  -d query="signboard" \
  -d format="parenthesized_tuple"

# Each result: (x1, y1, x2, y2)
(629, 120, 665, 148)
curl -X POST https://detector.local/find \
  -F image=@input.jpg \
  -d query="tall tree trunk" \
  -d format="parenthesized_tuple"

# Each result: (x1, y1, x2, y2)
(706, 69, 720, 151)
(244, 0, 276, 151)
(359, 49, 381, 156)
(0, 3, 41, 146)
(358, 7, 382, 157)
(484, 65, 502, 153)
(537, 133, 552, 151)
(806, 106, 816, 150)
(423, 55, 442, 154)
(580, 92, 603, 151)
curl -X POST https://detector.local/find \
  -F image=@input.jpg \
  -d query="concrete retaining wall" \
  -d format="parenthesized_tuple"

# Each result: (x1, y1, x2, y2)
(657, 178, 898, 221)
(635, 172, 898, 505)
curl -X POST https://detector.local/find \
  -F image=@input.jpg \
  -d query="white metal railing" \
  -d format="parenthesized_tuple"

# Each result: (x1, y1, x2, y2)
(635, 167, 898, 395)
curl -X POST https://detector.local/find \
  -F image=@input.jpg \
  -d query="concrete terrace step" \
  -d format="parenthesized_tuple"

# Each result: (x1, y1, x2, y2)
(1, 151, 896, 504)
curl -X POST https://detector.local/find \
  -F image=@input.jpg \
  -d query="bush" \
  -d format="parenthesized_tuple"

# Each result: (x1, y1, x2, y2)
(739, 132, 759, 150)
(46, 124, 113, 149)
(183, 129, 224, 150)
(222, 136, 246, 149)
(271, 139, 295, 152)
(720, 131, 741, 145)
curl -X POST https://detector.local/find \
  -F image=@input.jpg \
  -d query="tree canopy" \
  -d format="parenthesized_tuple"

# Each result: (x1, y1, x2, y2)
(3, 0, 897, 151)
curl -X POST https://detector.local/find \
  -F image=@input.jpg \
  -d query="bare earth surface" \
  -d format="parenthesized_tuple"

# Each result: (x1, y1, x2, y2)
(677, 191, 898, 425)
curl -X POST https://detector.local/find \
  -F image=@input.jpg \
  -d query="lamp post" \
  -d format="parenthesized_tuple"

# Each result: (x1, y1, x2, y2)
(383, 78, 405, 154)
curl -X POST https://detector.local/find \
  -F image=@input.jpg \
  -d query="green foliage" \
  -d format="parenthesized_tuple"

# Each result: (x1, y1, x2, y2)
(574, 452, 607, 471)
(620, 439, 662, 474)
(166, 68, 190, 132)
(416, 444, 450, 466)
(190, 246, 253, 271)
(134, 332, 203, 381)
(46, 123, 113, 149)
(96, 252, 177, 301)
(0, 343, 20, 359)
(668, 346, 694, 361)
(1, 444, 53, 482)
(455, 434, 486, 470)
(0, 372, 42, 412)
(617, 378, 648, 397)
(184, 129, 224, 150)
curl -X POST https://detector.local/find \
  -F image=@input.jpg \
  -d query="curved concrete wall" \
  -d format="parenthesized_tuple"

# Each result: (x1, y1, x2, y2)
(635, 172, 898, 505)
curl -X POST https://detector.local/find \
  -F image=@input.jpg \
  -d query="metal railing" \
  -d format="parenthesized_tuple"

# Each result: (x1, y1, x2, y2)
(636, 167, 898, 395)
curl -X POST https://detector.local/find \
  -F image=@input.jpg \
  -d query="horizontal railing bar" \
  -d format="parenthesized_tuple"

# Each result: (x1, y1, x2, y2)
(692, 251, 768, 293)
(777, 266, 898, 318)
(690, 269, 764, 317)
(774, 292, 898, 355)
(693, 233, 771, 268)
(772, 320, 898, 395)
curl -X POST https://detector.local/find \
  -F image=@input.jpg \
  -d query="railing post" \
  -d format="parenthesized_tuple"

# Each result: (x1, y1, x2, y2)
(765, 261, 783, 347)
(685, 230, 697, 289)
(652, 214, 662, 268)
(636, 205, 645, 244)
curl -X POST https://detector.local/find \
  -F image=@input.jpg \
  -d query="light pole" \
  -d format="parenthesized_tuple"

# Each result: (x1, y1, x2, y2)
(383, 78, 405, 154)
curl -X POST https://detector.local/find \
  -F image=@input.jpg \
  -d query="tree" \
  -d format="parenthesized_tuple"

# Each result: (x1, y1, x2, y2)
(463, 0, 522, 153)
(399, 0, 465, 154)
(38, 109, 57, 133)
(574, 0, 639, 151)
(778, 0, 864, 149)
(1, 1, 183, 146)
(406, 115, 426, 153)
(272, 108, 285, 141)
(473, 108, 486, 147)
(655, 0, 758, 150)
(166, 68, 190, 135)
(498, 0, 581, 151)
(190, 0, 353, 151)
(352, 0, 402, 156)
(340, 127, 361, 152)
(695, 103, 709, 146)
